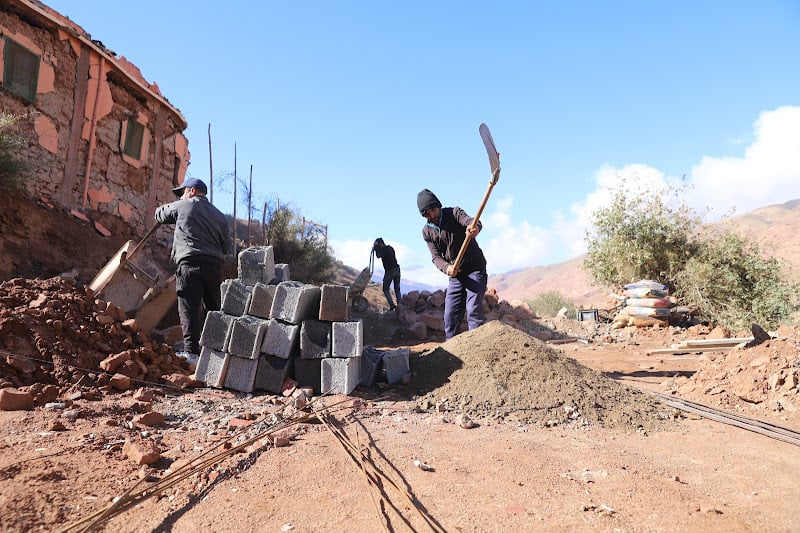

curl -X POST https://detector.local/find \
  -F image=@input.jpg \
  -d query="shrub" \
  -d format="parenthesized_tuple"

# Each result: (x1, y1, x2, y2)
(529, 291, 575, 318)
(0, 113, 26, 191)
(583, 179, 799, 329)
(262, 199, 335, 285)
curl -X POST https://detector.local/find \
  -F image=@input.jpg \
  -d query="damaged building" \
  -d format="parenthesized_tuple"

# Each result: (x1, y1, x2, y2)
(0, 0, 189, 233)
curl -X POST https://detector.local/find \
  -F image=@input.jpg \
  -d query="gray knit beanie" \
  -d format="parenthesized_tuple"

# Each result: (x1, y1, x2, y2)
(417, 189, 442, 214)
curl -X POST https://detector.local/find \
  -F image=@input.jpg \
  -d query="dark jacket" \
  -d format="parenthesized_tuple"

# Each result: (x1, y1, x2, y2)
(375, 244, 399, 271)
(155, 196, 231, 264)
(422, 206, 486, 275)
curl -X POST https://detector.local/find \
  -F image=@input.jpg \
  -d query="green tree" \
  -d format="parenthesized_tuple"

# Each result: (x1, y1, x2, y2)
(0, 113, 26, 191)
(263, 198, 335, 285)
(583, 179, 699, 290)
(583, 179, 799, 329)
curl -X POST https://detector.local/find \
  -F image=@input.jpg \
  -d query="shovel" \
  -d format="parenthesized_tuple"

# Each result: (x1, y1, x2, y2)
(451, 123, 500, 274)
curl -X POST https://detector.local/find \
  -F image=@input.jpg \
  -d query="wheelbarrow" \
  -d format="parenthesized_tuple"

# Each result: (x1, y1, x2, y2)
(349, 249, 374, 313)
(88, 223, 176, 334)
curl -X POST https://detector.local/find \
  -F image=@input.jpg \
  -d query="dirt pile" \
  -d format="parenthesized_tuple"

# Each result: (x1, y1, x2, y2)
(407, 321, 675, 431)
(0, 277, 192, 405)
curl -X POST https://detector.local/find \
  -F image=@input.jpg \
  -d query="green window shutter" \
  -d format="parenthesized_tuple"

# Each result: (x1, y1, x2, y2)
(3, 37, 40, 103)
(123, 119, 144, 159)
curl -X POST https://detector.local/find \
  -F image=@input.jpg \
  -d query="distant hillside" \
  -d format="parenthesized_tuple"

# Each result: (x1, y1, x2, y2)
(489, 198, 800, 309)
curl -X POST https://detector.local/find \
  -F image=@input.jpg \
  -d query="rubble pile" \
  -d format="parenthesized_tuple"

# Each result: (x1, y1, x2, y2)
(665, 325, 800, 417)
(397, 287, 552, 342)
(0, 277, 192, 408)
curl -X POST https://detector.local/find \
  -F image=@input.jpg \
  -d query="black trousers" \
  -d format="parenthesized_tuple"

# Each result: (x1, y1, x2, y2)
(176, 257, 222, 354)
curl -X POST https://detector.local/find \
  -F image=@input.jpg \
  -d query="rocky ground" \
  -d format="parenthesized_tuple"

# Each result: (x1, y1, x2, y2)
(1, 274, 799, 532)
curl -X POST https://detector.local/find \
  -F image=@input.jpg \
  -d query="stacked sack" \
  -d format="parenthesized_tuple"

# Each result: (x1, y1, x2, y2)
(612, 279, 676, 328)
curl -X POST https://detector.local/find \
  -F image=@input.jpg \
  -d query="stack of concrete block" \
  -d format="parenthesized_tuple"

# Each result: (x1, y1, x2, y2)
(193, 247, 366, 396)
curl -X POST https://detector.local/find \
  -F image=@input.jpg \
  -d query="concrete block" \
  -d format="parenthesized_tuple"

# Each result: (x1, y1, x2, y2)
(384, 348, 411, 385)
(321, 357, 361, 395)
(193, 347, 229, 388)
(223, 354, 259, 393)
(270, 281, 320, 324)
(227, 315, 268, 359)
(238, 246, 275, 286)
(332, 319, 363, 358)
(360, 346, 384, 387)
(261, 318, 300, 359)
(254, 354, 293, 394)
(247, 282, 276, 319)
(319, 284, 349, 321)
(299, 319, 331, 359)
(221, 279, 253, 317)
(200, 311, 234, 351)
(294, 358, 322, 395)
(273, 263, 290, 283)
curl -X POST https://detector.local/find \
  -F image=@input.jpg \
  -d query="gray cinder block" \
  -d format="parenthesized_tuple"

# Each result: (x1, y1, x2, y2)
(193, 347, 229, 388)
(294, 358, 322, 395)
(360, 346, 384, 387)
(200, 311, 234, 351)
(223, 354, 259, 393)
(253, 354, 293, 394)
(321, 357, 361, 395)
(270, 281, 321, 324)
(227, 315, 268, 359)
(221, 279, 253, 317)
(273, 263, 290, 283)
(299, 319, 331, 359)
(332, 320, 363, 358)
(319, 284, 349, 321)
(261, 318, 300, 359)
(238, 246, 276, 287)
(247, 282, 276, 319)
(383, 348, 411, 385)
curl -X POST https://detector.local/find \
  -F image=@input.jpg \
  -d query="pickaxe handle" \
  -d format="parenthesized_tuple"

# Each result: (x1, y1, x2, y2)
(451, 170, 499, 273)
(451, 123, 500, 274)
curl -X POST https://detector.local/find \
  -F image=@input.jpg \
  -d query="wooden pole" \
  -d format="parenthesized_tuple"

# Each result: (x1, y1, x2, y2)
(247, 164, 253, 246)
(262, 201, 267, 245)
(233, 143, 238, 256)
(207, 123, 213, 203)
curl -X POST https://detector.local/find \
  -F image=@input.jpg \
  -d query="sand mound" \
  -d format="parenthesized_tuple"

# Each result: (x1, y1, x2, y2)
(410, 321, 674, 430)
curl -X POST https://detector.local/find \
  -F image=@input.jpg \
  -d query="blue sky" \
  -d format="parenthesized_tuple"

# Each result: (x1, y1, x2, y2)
(45, 1, 800, 289)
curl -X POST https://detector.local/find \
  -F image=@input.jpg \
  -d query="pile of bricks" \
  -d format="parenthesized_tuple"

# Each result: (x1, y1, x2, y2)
(192, 246, 409, 396)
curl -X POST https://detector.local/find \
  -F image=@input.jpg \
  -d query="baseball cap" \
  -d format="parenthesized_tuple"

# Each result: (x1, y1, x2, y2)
(171, 178, 208, 198)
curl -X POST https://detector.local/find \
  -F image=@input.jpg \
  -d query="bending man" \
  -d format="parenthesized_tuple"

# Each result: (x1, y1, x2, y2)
(373, 238, 401, 311)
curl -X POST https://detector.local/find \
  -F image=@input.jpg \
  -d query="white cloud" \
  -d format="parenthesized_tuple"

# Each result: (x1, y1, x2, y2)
(477, 105, 800, 274)
(688, 105, 800, 218)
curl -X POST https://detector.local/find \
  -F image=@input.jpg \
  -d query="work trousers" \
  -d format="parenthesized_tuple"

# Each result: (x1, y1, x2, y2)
(176, 256, 223, 354)
(382, 266, 401, 309)
(444, 269, 487, 339)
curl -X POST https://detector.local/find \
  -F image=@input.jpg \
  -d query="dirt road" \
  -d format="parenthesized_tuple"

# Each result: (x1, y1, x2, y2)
(2, 314, 799, 532)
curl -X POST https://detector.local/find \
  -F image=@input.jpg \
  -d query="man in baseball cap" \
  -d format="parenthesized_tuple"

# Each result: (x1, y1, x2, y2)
(156, 178, 230, 365)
